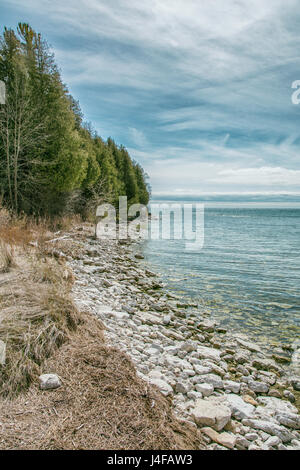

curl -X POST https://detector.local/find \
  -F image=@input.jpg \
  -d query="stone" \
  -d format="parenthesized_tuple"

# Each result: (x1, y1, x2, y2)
(272, 353, 291, 364)
(187, 391, 203, 400)
(175, 382, 188, 394)
(201, 427, 237, 449)
(0, 340, 6, 366)
(196, 373, 224, 389)
(197, 346, 221, 363)
(236, 338, 261, 352)
(192, 398, 232, 431)
(225, 394, 255, 420)
(148, 378, 173, 396)
(257, 396, 298, 416)
(235, 352, 249, 364)
(268, 389, 282, 398)
(247, 378, 269, 394)
(245, 432, 259, 441)
(235, 436, 250, 449)
(223, 380, 241, 394)
(39, 373, 62, 390)
(195, 383, 214, 397)
(180, 341, 197, 353)
(283, 390, 296, 403)
(290, 378, 300, 392)
(198, 320, 216, 332)
(163, 315, 171, 325)
(252, 358, 282, 373)
(265, 436, 281, 448)
(242, 419, 294, 443)
(193, 365, 212, 375)
(242, 395, 258, 406)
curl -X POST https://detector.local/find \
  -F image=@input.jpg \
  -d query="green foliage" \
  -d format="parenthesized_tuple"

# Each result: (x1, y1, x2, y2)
(0, 23, 150, 217)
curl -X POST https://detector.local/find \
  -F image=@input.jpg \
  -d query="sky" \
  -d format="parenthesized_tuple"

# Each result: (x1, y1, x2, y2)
(1, 0, 300, 198)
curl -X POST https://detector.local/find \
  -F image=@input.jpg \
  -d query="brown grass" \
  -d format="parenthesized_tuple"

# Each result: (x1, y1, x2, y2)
(0, 253, 81, 398)
(0, 241, 16, 273)
(0, 208, 203, 450)
(0, 315, 203, 450)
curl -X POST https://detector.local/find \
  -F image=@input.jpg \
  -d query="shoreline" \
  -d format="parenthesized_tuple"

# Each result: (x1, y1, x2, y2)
(68, 225, 300, 450)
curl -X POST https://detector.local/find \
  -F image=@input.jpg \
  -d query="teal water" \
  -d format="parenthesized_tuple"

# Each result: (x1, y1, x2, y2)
(141, 202, 300, 346)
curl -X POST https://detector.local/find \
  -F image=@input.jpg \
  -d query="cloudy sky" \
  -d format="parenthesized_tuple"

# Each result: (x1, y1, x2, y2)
(2, 0, 300, 197)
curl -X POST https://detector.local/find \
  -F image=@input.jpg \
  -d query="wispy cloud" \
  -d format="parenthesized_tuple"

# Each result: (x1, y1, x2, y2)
(2, 0, 300, 195)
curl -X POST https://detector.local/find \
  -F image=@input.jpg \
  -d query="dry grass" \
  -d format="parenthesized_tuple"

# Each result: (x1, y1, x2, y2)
(0, 241, 16, 273)
(0, 208, 203, 450)
(0, 315, 203, 450)
(0, 253, 81, 398)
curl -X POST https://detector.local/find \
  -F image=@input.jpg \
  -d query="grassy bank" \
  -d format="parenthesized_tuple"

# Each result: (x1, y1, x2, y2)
(0, 209, 203, 449)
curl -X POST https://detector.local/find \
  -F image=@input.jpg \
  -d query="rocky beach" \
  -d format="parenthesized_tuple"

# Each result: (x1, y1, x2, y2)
(65, 225, 300, 451)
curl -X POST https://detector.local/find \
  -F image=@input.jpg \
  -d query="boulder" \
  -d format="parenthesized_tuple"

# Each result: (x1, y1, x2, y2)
(225, 394, 255, 420)
(192, 397, 232, 431)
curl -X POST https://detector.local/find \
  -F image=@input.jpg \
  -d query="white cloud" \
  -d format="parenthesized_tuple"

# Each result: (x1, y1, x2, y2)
(129, 127, 148, 147)
(5, 0, 300, 194)
(211, 167, 300, 186)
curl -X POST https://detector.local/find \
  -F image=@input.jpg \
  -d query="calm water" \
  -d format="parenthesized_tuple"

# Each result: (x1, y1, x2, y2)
(141, 202, 300, 346)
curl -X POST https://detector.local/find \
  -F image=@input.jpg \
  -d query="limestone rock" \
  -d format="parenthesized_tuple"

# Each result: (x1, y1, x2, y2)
(196, 373, 224, 389)
(39, 373, 62, 390)
(0, 340, 6, 366)
(192, 398, 232, 431)
(195, 383, 214, 397)
(242, 418, 294, 443)
(148, 378, 173, 397)
(225, 394, 255, 420)
(201, 427, 237, 449)
(197, 346, 221, 363)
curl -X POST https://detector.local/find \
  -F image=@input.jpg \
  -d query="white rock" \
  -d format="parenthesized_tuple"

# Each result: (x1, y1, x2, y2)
(245, 432, 259, 441)
(201, 427, 237, 449)
(39, 373, 62, 390)
(148, 378, 173, 396)
(0, 340, 6, 366)
(223, 380, 241, 394)
(242, 418, 294, 443)
(265, 436, 281, 448)
(192, 397, 232, 431)
(225, 394, 255, 420)
(175, 382, 188, 394)
(247, 378, 269, 394)
(195, 383, 214, 397)
(197, 346, 221, 363)
(196, 373, 224, 389)
(236, 338, 261, 352)
(193, 365, 212, 375)
(257, 396, 298, 415)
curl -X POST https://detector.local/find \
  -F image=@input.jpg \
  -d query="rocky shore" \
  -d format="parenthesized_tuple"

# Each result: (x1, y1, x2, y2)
(67, 228, 300, 451)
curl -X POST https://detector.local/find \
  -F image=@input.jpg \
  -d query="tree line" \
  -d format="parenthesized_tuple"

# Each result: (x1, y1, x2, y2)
(0, 23, 150, 217)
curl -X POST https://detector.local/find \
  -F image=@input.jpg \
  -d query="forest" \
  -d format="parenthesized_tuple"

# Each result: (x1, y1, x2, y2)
(0, 23, 150, 217)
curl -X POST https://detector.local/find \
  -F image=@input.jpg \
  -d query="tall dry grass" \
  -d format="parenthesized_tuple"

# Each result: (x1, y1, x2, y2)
(0, 206, 81, 398)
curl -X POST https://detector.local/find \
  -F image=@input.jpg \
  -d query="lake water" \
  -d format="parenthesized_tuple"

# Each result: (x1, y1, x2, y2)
(141, 202, 300, 347)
